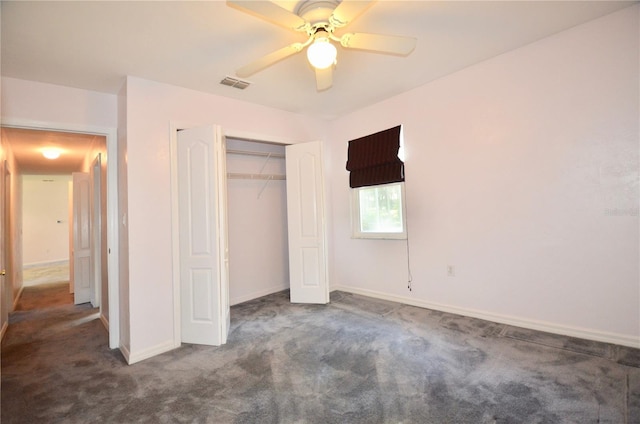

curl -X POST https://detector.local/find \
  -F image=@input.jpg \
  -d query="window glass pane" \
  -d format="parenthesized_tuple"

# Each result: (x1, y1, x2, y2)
(358, 183, 403, 233)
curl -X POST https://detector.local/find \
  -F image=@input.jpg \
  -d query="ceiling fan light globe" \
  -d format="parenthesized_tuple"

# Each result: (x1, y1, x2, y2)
(307, 39, 337, 69)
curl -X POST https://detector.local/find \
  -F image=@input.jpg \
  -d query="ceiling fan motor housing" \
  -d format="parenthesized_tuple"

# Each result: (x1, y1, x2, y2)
(296, 0, 339, 28)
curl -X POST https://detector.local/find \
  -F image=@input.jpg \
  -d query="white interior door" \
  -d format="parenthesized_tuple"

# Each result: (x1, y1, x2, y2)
(286, 141, 329, 304)
(68, 181, 74, 294)
(177, 125, 229, 346)
(72, 172, 93, 305)
(90, 154, 102, 308)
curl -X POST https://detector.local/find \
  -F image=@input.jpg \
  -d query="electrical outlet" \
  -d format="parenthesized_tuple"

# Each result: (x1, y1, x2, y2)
(447, 265, 455, 277)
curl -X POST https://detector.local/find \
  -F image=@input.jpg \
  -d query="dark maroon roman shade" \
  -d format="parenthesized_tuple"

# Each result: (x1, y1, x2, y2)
(346, 125, 404, 188)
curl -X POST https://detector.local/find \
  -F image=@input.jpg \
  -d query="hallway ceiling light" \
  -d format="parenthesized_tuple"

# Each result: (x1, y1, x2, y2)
(42, 148, 61, 160)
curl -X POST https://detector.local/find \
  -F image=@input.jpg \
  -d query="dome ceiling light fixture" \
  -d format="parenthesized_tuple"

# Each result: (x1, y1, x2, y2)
(227, 0, 417, 91)
(42, 148, 62, 160)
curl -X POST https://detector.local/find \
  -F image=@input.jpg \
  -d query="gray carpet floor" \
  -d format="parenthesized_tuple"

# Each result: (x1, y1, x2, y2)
(2, 282, 639, 423)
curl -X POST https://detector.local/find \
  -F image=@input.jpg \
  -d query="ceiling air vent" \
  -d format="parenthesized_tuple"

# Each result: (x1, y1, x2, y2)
(220, 76, 250, 90)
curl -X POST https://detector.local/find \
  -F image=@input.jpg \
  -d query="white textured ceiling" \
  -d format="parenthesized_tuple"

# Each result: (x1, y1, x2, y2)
(2, 0, 635, 121)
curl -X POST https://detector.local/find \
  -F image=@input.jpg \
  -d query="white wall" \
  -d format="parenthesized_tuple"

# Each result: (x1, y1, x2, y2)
(22, 174, 72, 265)
(226, 139, 289, 305)
(326, 5, 639, 347)
(124, 77, 324, 361)
(1, 77, 117, 128)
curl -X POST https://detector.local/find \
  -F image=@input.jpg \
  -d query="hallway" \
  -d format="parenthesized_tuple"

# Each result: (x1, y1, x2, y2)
(1, 282, 117, 423)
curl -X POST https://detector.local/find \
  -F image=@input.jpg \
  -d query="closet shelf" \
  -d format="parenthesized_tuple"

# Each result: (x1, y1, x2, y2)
(227, 172, 286, 181)
(226, 149, 285, 159)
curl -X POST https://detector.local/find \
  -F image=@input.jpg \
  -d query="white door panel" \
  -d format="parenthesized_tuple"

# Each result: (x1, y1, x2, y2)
(286, 141, 329, 304)
(90, 154, 102, 309)
(177, 125, 229, 346)
(72, 172, 92, 305)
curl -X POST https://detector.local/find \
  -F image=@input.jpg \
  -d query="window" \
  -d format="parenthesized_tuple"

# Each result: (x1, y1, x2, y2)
(345, 125, 407, 239)
(352, 182, 407, 239)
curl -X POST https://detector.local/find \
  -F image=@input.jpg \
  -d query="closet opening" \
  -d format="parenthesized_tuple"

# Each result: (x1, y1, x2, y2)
(225, 137, 289, 306)
(171, 124, 328, 350)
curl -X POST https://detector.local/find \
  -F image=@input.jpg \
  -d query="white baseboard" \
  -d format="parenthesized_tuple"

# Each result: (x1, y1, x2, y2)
(100, 314, 109, 332)
(230, 283, 289, 306)
(120, 343, 131, 364)
(126, 339, 177, 365)
(12, 285, 24, 311)
(0, 321, 7, 341)
(23, 259, 69, 269)
(331, 285, 640, 349)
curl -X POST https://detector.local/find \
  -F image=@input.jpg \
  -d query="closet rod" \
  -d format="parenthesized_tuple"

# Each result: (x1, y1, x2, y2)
(226, 149, 285, 159)
(227, 172, 286, 181)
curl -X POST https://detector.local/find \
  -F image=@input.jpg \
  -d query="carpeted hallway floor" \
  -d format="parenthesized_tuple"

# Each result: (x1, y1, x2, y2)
(22, 262, 70, 287)
(2, 282, 639, 423)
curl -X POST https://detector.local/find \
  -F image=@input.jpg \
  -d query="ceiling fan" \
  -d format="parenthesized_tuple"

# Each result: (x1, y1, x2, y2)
(227, 0, 417, 91)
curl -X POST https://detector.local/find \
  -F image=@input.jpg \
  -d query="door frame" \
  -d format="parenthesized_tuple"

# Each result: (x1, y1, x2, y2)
(4, 164, 15, 312)
(169, 123, 302, 348)
(0, 160, 7, 338)
(1, 118, 120, 349)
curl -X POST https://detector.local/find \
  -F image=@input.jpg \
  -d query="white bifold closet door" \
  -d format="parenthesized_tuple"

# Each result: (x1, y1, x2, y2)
(177, 125, 230, 346)
(286, 141, 329, 304)
(175, 127, 328, 347)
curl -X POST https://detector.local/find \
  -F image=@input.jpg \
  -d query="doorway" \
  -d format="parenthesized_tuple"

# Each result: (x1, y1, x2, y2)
(22, 174, 72, 288)
(0, 120, 120, 349)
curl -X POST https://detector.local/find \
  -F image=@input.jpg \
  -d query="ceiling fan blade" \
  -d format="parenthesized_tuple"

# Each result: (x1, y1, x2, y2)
(236, 43, 304, 78)
(330, 0, 375, 28)
(315, 66, 333, 91)
(227, 0, 307, 32)
(340, 33, 417, 56)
